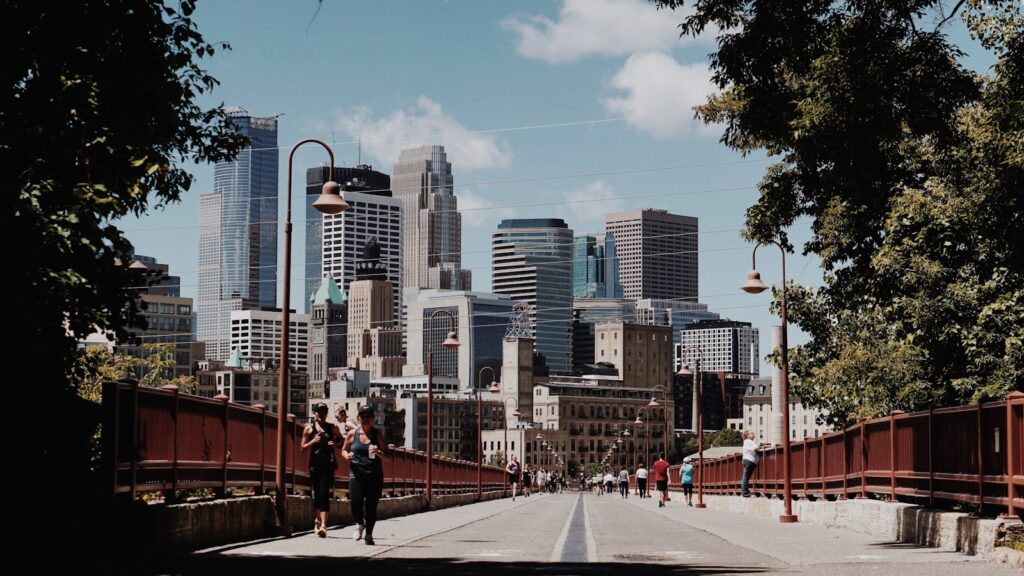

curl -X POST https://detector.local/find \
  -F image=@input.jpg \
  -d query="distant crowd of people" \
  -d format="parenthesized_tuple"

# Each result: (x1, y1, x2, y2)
(504, 454, 568, 501)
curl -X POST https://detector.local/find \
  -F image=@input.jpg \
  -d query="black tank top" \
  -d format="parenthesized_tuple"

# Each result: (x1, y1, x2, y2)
(308, 420, 338, 471)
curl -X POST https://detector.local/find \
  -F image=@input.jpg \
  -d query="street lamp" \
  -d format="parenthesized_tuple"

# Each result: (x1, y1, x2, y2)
(275, 139, 350, 534)
(648, 384, 670, 461)
(678, 347, 707, 509)
(425, 310, 460, 509)
(476, 366, 500, 502)
(742, 240, 798, 523)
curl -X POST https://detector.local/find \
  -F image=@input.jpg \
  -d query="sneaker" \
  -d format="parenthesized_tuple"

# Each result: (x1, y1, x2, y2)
(317, 527, 327, 538)
(353, 525, 364, 541)
(314, 518, 321, 531)
(688, 502, 693, 507)
(364, 535, 375, 546)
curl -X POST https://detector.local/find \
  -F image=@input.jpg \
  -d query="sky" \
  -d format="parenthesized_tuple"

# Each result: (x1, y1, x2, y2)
(124, 0, 996, 376)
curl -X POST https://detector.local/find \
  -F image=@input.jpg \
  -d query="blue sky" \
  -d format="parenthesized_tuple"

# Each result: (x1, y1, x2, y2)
(124, 0, 995, 376)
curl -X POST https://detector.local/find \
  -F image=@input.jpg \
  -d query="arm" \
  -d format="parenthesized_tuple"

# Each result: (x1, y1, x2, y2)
(373, 428, 389, 458)
(300, 424, 319, 451)
(340, 429, 355, 461)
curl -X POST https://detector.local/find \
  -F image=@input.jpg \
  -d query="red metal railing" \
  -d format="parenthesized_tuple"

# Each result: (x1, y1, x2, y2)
(102, 382, 507, 499)
(666, 392, 1024, 518)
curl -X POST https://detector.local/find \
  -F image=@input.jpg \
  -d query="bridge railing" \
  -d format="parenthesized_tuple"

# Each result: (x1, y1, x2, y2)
(102, 382, 507, 500)
(666, 392, 1023, 518)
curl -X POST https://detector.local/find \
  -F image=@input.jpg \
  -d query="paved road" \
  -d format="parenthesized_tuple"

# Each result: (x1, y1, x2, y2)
(157, 491, 1016, 575)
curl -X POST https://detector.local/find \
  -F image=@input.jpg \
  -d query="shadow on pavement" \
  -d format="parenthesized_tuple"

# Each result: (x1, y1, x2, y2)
(122, 554, 772, 576)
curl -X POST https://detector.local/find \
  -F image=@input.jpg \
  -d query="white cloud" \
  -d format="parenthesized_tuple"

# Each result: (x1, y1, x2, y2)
(602, 52, 717, 140)
(503, 0, 708, 63)
(336, 96, 512, 171)
(457, 189, 517, 228)
(559, 181, 624, 226)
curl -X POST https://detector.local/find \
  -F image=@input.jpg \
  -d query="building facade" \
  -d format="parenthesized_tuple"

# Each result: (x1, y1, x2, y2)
(739, 378, 831, 442)
(573, 232, 622, 299)
(304, 164, 392, 310)
(229, 309, 311, 374)
(319, 183, 402, 320)
(403, 289, 512, 390)
(392, 145, 471, 291)
(679, 319, 760, 375)
(308, 275, 348, 385)
(571, 298, 636, 370)
(196, 357, 309, 419)
(593, 322, 673, 390)
(197, 109, 279, 357)
(492, 219, 575, 373)
(605, 208, 698, 301)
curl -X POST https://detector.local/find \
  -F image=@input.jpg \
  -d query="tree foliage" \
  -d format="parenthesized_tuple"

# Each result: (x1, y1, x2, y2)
(658, 0, 1022, 424)
(4, 0, 245, 535)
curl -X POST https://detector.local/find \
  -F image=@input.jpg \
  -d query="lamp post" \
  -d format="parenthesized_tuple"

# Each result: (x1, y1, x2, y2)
(648, 384, 670, 460)
(425, 310, 460, 509)
(678, 347, 707, 508)
(476, 366, 500, 502)
(742, 240, 798, 523)
(274, 139, 350, 534)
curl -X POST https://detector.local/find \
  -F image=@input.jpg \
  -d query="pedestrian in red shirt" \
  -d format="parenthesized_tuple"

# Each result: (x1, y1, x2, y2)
(652, 454, 670, 508)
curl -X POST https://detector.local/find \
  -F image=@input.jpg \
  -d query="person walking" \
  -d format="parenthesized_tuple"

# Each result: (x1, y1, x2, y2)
(681, 457, 695, 506)
(741, 430, 759, 497)
(636, 464, 648, 498)
(521, 466, 533, 498)
(603, 470, 615, 495)
(505, 454, 521, 501)
(341, 405, 388, 545)
(652, 454, 670, 507)
(617, 466, 629, 499)
(301, 402, 339, 537)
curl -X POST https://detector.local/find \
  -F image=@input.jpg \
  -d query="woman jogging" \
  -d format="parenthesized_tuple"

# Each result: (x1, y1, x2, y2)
(341, 405, 388, 545)
(300, 402, 338, 538)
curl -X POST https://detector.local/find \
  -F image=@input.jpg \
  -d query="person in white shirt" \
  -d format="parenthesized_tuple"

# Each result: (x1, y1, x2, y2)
(741, 430, 759, 497)
(635, 465, 648, 498)
(603, 471, 615, 494)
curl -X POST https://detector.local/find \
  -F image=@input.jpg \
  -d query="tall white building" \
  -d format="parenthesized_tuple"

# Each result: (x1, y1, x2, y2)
(679, 319, 759, 375)
(403, 288, 512, 390)
(392, 145, 471, 291)
(321, 189, 402, 319)
(229, 309, 311, 374)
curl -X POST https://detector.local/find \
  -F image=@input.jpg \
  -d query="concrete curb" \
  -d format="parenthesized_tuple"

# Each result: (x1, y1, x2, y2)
(129, 489, 507, 554)
(990, 547, 1024, 570)
(698, 495, 1015, 556)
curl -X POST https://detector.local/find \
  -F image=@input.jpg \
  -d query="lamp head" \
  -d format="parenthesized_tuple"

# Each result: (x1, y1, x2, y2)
(313, 181, 351, 214)
(741, 270, 769, 294)
(442, 331, 460, 349)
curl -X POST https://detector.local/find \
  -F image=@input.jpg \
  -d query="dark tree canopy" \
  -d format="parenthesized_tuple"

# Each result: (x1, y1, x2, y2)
(4, 0, 245, 528)
(657, 0, 1022, 423)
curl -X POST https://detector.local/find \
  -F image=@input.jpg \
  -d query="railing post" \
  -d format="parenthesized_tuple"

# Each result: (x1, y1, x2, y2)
(130, 380, 140, 501)
(928, 403, 935, 508)
(1007, 392, 1023, 519)
(820, 436, 826, 499)
(288, 413, 297, 496)
(977, 401, 985, 515)
(859, 420, 867, 499)
(254, 404, 267, 495)
(842, 426, 848, 500)
(162, 384, 180, 503)
(102, 381, 120, 498)
(890, 410, 903, 502)
(214, 393, 229, 498)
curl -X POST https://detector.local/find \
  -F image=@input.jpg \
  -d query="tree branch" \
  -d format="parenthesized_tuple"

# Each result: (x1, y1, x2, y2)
(934, 0, 967, 32)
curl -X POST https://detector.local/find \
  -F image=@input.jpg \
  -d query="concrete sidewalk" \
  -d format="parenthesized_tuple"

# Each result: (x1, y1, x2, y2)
(620, 494, 1013, 571)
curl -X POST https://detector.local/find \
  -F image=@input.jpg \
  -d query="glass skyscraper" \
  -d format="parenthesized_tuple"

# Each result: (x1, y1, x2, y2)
(492, 218, 575, 374)
(573, 232, 622, 298)
(197, 108, 278, 359)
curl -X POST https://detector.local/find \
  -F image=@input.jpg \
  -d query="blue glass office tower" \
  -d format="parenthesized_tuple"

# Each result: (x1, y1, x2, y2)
(573, 232, 622, 299)
(212, 108, 279, 308)
(197, 108, 278, 359)
(492, 218, 575, 374)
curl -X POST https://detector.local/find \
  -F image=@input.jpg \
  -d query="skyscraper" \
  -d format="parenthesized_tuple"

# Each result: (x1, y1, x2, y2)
(392, 145, 471, 291)
(492, 218, 575, 373)
(196, 108, 279, 359)
(680, 319, 759, 374)
(573, 232, 622, 298)
(304, 164, 392, 310)
(347, 240, 405, 379)
(605, 208, 698, 301)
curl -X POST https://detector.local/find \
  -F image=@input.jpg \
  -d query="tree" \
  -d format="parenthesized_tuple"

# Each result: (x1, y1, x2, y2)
(487, 452, 506, 467)
(5, 0, 244, 548)
(658, 0, 1022, 425)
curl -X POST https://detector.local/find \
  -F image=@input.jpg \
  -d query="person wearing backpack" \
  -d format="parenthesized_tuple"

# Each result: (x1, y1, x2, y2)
(301, 402, 339, 537)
